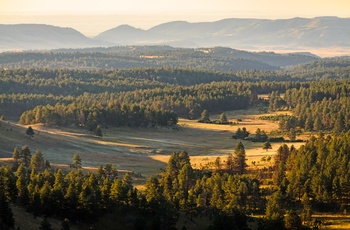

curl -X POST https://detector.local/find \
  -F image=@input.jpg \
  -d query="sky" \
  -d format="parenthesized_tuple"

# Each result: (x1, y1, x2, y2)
(1, 0, 349, 36)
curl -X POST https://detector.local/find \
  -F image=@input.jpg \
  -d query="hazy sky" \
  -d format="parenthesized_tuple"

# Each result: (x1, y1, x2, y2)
(1, 0, 349, 36)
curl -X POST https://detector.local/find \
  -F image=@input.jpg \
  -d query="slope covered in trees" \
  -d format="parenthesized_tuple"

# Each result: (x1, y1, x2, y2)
(0, 46, 319, 71)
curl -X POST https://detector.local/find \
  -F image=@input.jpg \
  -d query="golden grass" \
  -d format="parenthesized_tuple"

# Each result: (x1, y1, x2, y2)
(0, 108, 307, 185)
(311, 214, 350, 229)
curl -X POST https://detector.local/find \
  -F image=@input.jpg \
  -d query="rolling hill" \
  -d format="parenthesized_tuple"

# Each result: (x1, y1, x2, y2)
(1, 17, 349, 55)
(96, 17, 350, 51)
(0, 24, 104, 51)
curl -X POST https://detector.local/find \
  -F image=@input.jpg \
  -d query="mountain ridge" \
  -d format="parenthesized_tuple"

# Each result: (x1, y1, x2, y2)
(96, 17, 350, 50)
(1, 17, 350, 55)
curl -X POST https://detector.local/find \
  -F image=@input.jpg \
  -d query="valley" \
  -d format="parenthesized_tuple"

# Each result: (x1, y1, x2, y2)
(1, 107, 300, 186)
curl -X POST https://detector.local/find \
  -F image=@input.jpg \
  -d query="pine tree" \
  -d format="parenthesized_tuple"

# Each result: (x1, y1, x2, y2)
(72, 153, 82, 168)
(95, 125, 103, 137)
(12, 146, 20, 162)
(16, 164, 29, 205)
(0, 193, 15, 229)
(26, 126, 35, 137)
(219, 113, 228, 124)
(200, 109, 210, 122)
(262, 142, 272, 151)
(31, 149, 44, 171)
(21, 145, 31, 167)
(265, 191, 283, 220)
(51, 169, 65, 214)
(284, 210, 302, 230)
(233, 141, 247, 174)
(301, 193, 312, 225)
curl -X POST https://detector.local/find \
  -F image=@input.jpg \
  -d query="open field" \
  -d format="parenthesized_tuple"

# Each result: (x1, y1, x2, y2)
(0, 108, 304, 185)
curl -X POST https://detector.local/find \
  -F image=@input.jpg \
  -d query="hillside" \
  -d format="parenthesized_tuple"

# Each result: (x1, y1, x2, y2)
(0, 46, 318, 70)
(1, 17, 350, 55)
(96, 17, 350, 52)
(0, 24, 104, 51)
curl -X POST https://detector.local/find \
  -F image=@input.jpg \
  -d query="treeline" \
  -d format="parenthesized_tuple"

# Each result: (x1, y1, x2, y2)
(0, 68, 307, 96)
(0, 145, 286, 229)
(274, 132, 350, 213)
(1, 67, 309, 119)
(0, 48, 278, 72)
(8, 133, 350, 229)
(19, 103, 178, 129)
(268, 80, 350, 133)
(18, 81, 259, 125)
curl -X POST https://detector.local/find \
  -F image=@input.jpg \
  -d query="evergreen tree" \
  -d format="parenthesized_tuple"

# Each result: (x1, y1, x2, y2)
(233, 141, 247, 174)
(288, 128, 297, 141)
(284, 210, 302, 230)
(72, 153, 82, 168)
(219, 113, 228, 124)
(262, 142, 272, 151)
(265, 191, 284, 221)
(12, 146, 20, 162)
(51, 169, 65, 214)
(200, 109, 210, 122)
(301, 193, 312, 225)
(26, 126, 35, 137)
(21, 145, 31, 167)
(31, 149, 44, 171)
(214, 157, 221, 171)
(95, 125, 103, 137)
(0, 193, 15, 229)
(15, 164, 29, 205)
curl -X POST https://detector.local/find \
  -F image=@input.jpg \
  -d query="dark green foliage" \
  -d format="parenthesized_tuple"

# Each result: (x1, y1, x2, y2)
(262, 142, 272, 151)
(95, 125, 103, 137)
(40, 217, 52, 230)
(26, 126, 35, 137)
(233, 127, 250, 139)
(219, 113, 228, 124)
(0, 145, 266, 229)
(20, 145, 31, 167)
(265, 191, 284, 221)
(285, 132, 350, 208)
(284, 210, 302, 230)
(31, 149, 44, 171)
(208, 210, 249, 230)
(72, 153, 82, 168)
(233, 141, 247, 174)
(200, 109, 210, 122)
(0, 193, 15, 229)
(12, 146, 20, 162)
(61, 218, 70, 230)
(253, 128, 268, 142)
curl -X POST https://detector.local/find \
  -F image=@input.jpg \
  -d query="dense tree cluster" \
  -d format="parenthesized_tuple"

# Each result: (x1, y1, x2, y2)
(0, 47, 279, 72)
(9, 133, 350, 229)
(0, 147, 261, 229)
(19, 103, 178, 129)
(265, 80, 350, 132)
(286, 133, 350, 207)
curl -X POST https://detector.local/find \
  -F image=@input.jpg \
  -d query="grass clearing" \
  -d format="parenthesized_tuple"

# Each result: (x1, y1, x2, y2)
(0, 108, 304, 185)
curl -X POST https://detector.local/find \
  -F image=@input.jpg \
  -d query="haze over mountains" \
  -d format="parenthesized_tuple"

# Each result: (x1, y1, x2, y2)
(1, 17, 350, 56)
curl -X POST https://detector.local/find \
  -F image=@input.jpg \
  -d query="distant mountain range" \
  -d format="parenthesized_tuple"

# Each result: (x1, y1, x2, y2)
(0, 24, 103, 51)
(1, 17, 350, 53)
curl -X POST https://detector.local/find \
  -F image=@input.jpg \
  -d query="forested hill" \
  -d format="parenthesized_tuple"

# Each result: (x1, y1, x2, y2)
(96, 17, 350, 50)
(1, 17, 349, 53)
(0, 46, 318, 71)
(0, 24, 104, 51)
